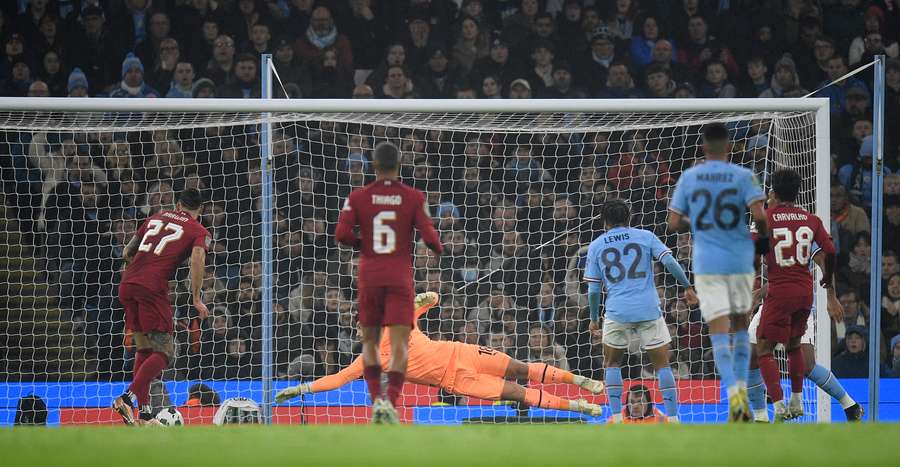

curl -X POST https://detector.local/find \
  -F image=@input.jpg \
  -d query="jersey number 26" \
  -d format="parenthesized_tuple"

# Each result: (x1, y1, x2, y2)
(138, 220, 184, 256)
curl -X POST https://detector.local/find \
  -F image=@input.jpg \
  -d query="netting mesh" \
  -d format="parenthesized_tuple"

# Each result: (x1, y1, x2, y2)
(0, 108, 821, 425)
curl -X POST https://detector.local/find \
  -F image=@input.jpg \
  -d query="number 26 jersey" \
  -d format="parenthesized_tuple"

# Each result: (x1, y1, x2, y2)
(764, 204, 835, 298)
(584, 227, 672, 323)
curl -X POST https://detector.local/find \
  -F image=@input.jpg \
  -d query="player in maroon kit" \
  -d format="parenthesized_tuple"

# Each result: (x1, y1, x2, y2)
(756, 169, 836, 422)
(335, 141, 443, 423)
(112, 188, 211, 425)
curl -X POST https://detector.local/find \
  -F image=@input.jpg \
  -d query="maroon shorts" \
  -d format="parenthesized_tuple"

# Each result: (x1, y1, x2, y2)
(119, 282, 174, 334)
(757, 294, 813, 344)
(357, 284, 414, 327)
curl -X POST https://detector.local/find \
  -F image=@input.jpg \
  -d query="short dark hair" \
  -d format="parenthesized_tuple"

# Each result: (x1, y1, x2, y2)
(373, 141, 400, 172)
(702, 123, 729, 144)
(602, 198, 631, 227)
(178, 187, 204, 210)
(771, 168, 802, 203)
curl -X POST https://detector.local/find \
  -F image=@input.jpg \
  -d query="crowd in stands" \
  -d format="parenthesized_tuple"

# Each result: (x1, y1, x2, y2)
(1, 0, 899, 385)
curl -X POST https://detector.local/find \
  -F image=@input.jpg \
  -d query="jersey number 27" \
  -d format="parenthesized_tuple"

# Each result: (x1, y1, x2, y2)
(138, 220, 184, 256)
(772, 226, 813, 267)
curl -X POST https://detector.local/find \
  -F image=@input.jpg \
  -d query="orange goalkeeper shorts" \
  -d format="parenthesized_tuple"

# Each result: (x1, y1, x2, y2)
(443, 344, 511, 401)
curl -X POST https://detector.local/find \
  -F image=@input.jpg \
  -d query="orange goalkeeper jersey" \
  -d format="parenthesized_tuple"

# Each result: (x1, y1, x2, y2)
(309, 301, 456, 393)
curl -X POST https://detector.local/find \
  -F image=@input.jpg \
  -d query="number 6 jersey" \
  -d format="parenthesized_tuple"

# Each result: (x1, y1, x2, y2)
(335, 179, 442, 287)
(121, 210, 211, 293)
(764, 204, 835, 298)
(584, 227, 672, 323)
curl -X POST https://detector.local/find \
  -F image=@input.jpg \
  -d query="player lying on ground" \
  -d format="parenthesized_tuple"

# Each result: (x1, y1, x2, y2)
(667, 122, 770, 422)
(746, 169, 863, 422)
(113, 188, 211, 426)
(585, 198, 696, 423)
(335, 141, 443, 423)
(276, 292, 606, 417)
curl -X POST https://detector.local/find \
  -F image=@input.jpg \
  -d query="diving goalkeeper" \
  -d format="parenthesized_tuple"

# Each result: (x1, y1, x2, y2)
(276, 292, 605, 416)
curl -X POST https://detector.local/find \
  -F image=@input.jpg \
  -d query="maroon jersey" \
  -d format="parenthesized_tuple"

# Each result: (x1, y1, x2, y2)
(764, 204, 835, 298)
(122, 210, 211, 293)
(335, 179, 443, 286)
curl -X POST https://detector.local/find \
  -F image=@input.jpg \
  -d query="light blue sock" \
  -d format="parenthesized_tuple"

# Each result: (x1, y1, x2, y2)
(710, 333, 737, 392)
(657, 366, 678, 418)
(747, 368, 767, 412)
(732, 330, 751, 386)
(605, 366, 623, 416)
(808, 364, 849, 404)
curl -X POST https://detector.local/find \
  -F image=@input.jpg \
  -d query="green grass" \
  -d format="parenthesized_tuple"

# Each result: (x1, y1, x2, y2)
(1, 424, 897, 466)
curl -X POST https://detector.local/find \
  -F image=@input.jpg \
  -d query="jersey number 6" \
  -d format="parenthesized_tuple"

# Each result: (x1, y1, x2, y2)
(373, 211, 397, 254)
(137, 220, 184, 256)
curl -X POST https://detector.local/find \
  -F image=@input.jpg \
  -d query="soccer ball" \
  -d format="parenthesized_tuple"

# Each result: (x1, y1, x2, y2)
(155, 407, 184, 426)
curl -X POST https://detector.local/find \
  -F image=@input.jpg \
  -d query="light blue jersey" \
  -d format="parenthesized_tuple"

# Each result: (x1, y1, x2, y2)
(669, 160, 765, 275)
(584, 227, 671, 323)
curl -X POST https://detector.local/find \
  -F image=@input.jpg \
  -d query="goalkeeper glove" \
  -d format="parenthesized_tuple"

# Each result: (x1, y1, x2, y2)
(275, 383, 310, 403)
(754, 235, 770, 255)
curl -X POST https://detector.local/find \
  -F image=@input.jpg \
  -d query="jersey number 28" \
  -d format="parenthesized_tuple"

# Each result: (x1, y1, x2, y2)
(373, 211, 396, 254)
(772, 226, 813, 267)
(138, 220, 184, 256)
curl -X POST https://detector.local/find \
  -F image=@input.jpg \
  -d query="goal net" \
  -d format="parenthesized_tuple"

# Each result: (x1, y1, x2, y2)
(0, 99, 829, 425)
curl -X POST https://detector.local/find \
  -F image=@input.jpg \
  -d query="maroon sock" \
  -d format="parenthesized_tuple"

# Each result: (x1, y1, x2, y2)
(386, 371, 405, 407)
(133, 349, 152, 376)
(127, 352, 169, 409)
(787, 347, 805, 394)
(758, 353, 783, 402)
(363, 365, 382, 403)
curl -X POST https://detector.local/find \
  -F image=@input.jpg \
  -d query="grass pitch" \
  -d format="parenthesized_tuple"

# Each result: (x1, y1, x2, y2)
(1, 423, 897, 466)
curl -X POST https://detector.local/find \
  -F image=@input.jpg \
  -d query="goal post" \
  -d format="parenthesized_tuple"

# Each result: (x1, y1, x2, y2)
(0, 97, 831, 425)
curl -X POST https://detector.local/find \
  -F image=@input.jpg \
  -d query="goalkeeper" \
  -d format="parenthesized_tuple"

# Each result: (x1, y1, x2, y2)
(277, 292, 605, 416)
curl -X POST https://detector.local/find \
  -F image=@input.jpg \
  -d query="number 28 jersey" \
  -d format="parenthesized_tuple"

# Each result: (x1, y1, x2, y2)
(669, 160, 766, 275)
(121, 210, 211, 293)
(336, 179, 440, 287)
(584, 227, 672, 323)
(764, 204, 835, 298)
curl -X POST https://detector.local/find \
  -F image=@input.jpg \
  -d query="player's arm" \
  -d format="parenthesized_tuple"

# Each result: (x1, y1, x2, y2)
(414, 195, 443, 255)
(583, 244, 603, 335)
(667, 178, 689, 233)
(275, 357, 364, 402)
(659, 252, 697, 303)
(334, 197, 361, 248)
(123, 235, 139, 264)
(749, 200, 770, 254)
(812, 245, 842, 321)
(190, 246, 209, 319)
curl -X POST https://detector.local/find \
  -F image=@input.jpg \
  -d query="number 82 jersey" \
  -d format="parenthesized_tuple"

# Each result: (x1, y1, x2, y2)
(764, 204, 835, 298)
(584, 227, 672, 323)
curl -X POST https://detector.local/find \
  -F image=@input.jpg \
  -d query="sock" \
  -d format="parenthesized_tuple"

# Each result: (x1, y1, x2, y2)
(657, 367, 678, 418)
(709, 333, 737, 394)
(773, 399, 786, 414)
(807, 364, 855, 409)
(757, 352, 784, 403)
(791, 392, 802, 405)
(747, 368, 767, 413)
(126, 352, 168, 411)
(386, 371, 405, 407)
(787, 347, 805, 394)
(605, 366, 623, 416)
(732, 331, 751, 388)
(133, 348, 152, 376)
(523, 388, 568, 410)
(363, 365, 382, 403)
(527, 362, 575, 384)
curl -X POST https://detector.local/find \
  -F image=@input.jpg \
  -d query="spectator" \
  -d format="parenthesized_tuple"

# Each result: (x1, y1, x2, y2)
(67, 67, 89, 97)
(883, 335, 900, 378)
(502, 0, 540, 51)
(241, 22, 272, 56)
(38, 50, 66, 97)
(525, 323, 569, 370)
(508, 77, 532, 99)
(886, 195, 900, 250)
(759, 55, 807, 98)
(630, 15, 669, 68)
(166, 62, 196, 98)
(308, 47, 352, 98)
(646, 39, 688, 83)
(217, 54, 260, 98)
(451, 16, 490, 73)
(192, 77, 217, 98)
(376, 65, 417, 99)
(365, 43, 407, 90)
(698, 60, 737, 98)
(473, 38, 523, 90)
(577, 31, 616, 95)
(27, 80, 50, 97)
(184, 383, 221, 407)
(816, 55, 869, 115)
(677, 15, 739, 81)
(838, 135, 893, 209)
(294, 6, 353, 84)
(598, 62, 639, 98)
(832, 326, 869, 378)
(738, 56, 769, 98)
(831, 184, 870, 257)
(135, 11, 172, 68)
(146, 37, 181, 95)
(339, 0, 388, 78)
(882, 273, 900, 349)
(108, 53, 159, 98)
(541, 60, 584, 98)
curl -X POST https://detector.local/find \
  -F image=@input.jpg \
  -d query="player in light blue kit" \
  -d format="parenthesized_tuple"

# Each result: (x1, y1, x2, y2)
(667, 123, 770, 422)
(585, 198, 696, 423)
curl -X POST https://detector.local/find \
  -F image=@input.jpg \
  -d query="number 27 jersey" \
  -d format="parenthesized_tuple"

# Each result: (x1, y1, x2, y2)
(764, 204, 835, 298)
(584, 227, 672, 323)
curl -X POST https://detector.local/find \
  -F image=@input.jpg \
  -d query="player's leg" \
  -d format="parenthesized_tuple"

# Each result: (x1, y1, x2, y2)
(746, 310, 769, 422)
(643, 317, 678, 421)
(356, 285, 386, 409)
(729, 274, 755, 419)
(695, 275, 743, 419)
(756, 298, 791, 421)
(802, 343, 863, 421)
(785, 336, 806, 419)
(386, 324, 411, 408)
(498, 381, 602, 417)
(602, 321, 627, 423)
(504, 356, 604, 394)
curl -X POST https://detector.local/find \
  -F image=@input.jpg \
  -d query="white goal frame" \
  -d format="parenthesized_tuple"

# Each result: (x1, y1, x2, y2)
(0, 97, 832, 422)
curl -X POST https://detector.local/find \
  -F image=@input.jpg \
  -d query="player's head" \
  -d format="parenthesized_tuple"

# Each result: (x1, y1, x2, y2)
(702, 122, 729, 159)
(372, 141, 400, 177)
(176, 187, 204, 215)
(625, 384, 653, 419)
(770, 168, 801, 204)
(602, 198, 631, 229)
